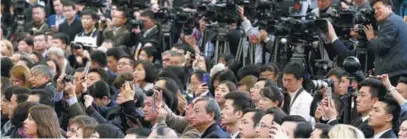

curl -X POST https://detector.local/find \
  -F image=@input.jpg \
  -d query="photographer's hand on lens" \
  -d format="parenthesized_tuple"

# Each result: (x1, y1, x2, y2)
(363, 24, 375, 40)
(326, 21, 338, 42)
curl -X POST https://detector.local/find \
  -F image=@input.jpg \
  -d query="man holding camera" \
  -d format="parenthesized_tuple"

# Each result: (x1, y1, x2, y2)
(364, 0, 407, 84)
(133, 10, 160, 60)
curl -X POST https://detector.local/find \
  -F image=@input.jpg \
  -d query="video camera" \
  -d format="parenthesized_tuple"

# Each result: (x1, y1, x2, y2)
(353, 8, 376, 42)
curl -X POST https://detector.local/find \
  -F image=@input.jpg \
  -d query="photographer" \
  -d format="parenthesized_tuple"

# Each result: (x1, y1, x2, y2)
(102, 7, 130, 47)
(133, 10, 160, 60)
(24, 5, 49, 34)
(74, 9, 104, 47)
(365, 0, 407, 84)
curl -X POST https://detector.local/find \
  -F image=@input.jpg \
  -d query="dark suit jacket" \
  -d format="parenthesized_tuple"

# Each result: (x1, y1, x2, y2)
(58, 19, 83, 42)
(24, 22, 49, 33)
(132, 26, 161, 58)
(103, 26, 130, 46)
(379, 129, 397, 138)
(328, 117, 374, 138)
(200, 123, 231, 138)
(367, 13, 407, 77)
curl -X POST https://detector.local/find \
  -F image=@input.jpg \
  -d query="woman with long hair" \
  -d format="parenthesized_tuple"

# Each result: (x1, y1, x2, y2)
(23, 104, 61, 138)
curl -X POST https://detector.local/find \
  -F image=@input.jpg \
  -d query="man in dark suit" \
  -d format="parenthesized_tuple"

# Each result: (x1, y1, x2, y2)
(221, 92, 256, 138)
(102, 7, 130, 47)
(190, 97, 230, 138)
(24, 5, 49, 34)
(58, 0, 83, 42)
(368, 97, 400, 139)
(326, 78, 385, 138)
(132, 10, 161, 60)
(365, 0, 407, 84)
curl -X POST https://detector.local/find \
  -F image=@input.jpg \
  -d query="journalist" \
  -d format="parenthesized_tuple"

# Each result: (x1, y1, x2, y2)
(364, 0, 407, 84)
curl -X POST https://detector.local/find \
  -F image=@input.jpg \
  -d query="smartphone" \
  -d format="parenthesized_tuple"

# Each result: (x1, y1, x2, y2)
(202, 73, 210, 86)
(152, 91, 156, 112)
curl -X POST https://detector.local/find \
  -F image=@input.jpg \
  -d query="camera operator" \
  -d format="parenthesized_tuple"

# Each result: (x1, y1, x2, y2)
(24, 5, 49, 34)
(239, 6, 270, 64)
(102, 7, 130, 47)
(133, 10, 161, 60)
(364, 0, 407, 84)
(74, 9, 104, 47)
(187, 17, 216, 59)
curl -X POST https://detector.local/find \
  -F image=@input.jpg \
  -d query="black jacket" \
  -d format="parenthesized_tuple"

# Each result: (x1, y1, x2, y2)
(367, 13, 407, 77)
(58, 19, 83, 42)
(379, 129, 397, 138)
(200, 123, 231, 138)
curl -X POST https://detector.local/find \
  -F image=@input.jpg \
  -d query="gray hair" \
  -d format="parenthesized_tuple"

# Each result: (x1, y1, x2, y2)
(47, 47, 65, 57)
(195, 97, 222, 123)
(31, 64, 54, 80)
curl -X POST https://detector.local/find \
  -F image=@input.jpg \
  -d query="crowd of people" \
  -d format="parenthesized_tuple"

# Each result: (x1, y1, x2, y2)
(1, 0, 407, 138)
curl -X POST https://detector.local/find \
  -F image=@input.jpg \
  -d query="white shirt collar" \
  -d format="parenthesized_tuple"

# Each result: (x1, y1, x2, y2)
(143, 25, 157, 37)
(362, 115, 369, 122)
(373, 128, 392, 139)
(231, 131, 239, 139)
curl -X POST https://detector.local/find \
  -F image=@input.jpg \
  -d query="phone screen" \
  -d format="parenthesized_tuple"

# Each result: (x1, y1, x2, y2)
(202, 73, 210, 85)
(152, 91, 156, 112)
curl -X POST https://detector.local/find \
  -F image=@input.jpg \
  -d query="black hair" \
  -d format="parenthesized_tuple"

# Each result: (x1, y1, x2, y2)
(293, 122, 313, 138)
(140, 47, 158, 62)
(172, 43, 195, 55)
(3, 86, 14, 101)
(32, 4, 45, 12)
(378, 96, 401, 128)
(11, 101, 38, 128)
(314, 123, 332, 138)
(18, 36, 34, 46)
(12, 87, 30, 103)
(326, 67, 346, 79)
(30, 89, 53, 106)
(237, 65, 261, 80)
(258, 78, 278, 89)
(89, 80, 111, 99)
(126, 127, 151, 138)
(94, 124, 125, 138)
(1, 57, 14, 78)
(157, 69, 184, 90)
(106, 47, 126, 61)
(20, 56, 34, 68)
(164, 66, 187, 89)
(358, 78, 387, 98)
(265, 107, 287, 125)
(115, 6, 128, 18)
(261, 87, 283, 107)
(342, 70, 366, 83)
(52, 33, 69, 45)
(260, 63, 280, 76)
(217, 69, 238, 84)
(31, 51, 45, 63)
(140, 10, 156, 22)
(157, 77, 181, 95)
(75, 67, 85, 72)
(191, 70, 207, 82)
(372, 0, 393, 6)
(283, 62, 305, 80)
(282, 115, 306, 123)
(224, 92, 256, 114)
(118, 56, 136, 68)
(245, 109, 265, 127)
(398, 76, 407, 85)
(219, 53, 235, 65)
(62, 0, 76, 9)
(80, 8, 99, 21)
(88, 68, 108, 83)
(134, 60, 157, 83)
(90, 50, 108, 68)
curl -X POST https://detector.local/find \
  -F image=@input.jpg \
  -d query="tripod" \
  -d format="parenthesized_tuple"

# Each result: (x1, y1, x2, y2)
(343, 76, 356, 124)
(213, 26, 230, 63)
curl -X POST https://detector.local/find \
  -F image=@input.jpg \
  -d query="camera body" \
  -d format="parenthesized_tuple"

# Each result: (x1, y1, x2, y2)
(63, 75, 74, 83)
